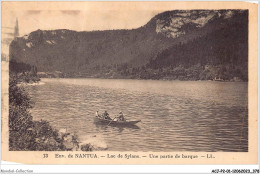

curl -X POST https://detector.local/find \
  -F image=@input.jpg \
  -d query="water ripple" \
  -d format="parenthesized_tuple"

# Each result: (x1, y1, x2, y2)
(27, 78, 248, 152)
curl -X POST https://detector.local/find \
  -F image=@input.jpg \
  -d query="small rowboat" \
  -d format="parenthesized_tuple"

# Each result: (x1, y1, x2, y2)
(94, 116, 141, 126)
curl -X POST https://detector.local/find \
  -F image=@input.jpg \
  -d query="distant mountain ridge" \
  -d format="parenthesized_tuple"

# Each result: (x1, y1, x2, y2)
(9, 10, 248, 80)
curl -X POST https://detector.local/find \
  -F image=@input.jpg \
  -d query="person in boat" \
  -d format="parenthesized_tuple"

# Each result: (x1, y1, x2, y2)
(118, 111, 125, 121)
(103, 111, 111, 120)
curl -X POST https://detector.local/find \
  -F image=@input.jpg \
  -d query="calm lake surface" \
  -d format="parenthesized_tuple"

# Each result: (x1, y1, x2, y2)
(26, 78, 248, 152)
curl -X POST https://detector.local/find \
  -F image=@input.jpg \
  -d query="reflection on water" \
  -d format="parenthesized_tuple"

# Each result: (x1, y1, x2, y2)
(94, 123, 140, 135)
(26, 78, 248, 152)
(95, 122, 141, 131)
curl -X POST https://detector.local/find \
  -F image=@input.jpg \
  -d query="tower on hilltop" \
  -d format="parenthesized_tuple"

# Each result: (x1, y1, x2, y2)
(14, 18, 19, 38)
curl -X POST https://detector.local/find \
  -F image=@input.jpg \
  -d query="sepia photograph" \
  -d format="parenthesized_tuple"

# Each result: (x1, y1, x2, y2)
(1, 1, 258, 165)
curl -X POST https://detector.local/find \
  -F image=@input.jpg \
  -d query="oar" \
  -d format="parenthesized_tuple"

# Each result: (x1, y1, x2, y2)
(107, 117, 117, 127)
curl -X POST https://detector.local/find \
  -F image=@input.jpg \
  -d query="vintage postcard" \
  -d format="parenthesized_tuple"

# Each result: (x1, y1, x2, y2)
(1, 1, 258, 165)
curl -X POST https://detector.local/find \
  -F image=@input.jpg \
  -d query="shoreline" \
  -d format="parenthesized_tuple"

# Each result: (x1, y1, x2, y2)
(9, 74, 103, 151)
(38, 76, 248, 83)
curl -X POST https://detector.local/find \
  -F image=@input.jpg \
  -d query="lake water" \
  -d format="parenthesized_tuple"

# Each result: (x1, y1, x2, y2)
(26, 78, 248, 152)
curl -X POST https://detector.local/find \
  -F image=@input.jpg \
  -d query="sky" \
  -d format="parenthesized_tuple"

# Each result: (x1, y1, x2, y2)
(8, 10, 161, 36)
(2, 2, 165, 37)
